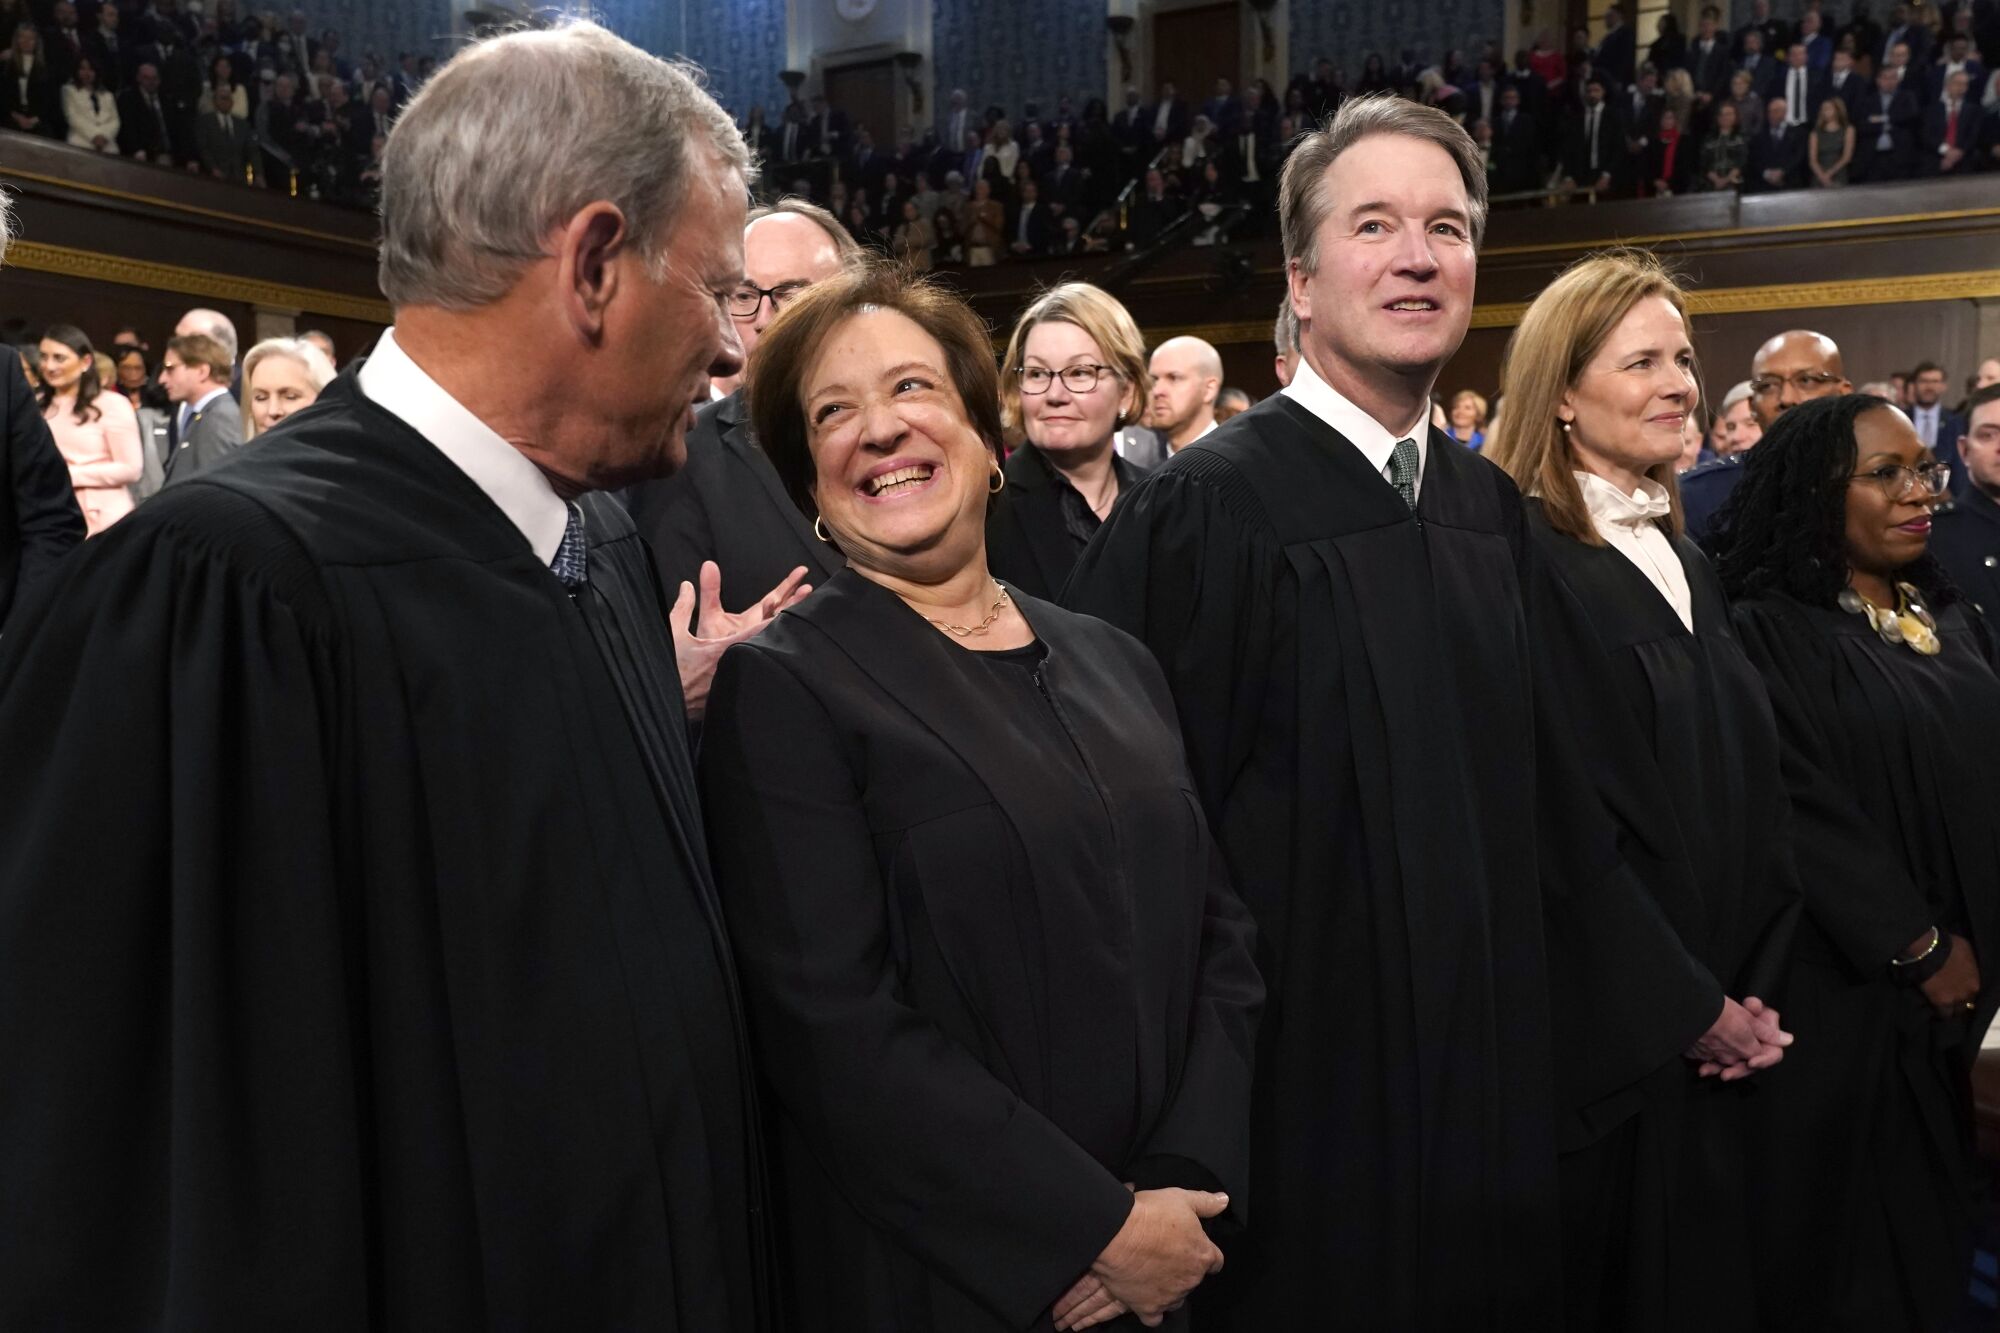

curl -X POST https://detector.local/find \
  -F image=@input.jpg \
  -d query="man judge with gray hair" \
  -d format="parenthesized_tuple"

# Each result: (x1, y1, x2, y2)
(1069, 92, 1717, 1325)
(0, 24, 772, 1329)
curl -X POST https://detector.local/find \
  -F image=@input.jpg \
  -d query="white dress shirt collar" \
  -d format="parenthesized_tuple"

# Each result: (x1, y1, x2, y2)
(1281, 355, 1429, 497)
(190, 385, 230, 415)
(1575, 469, 1693, 631)
(358, 327, 569, 565)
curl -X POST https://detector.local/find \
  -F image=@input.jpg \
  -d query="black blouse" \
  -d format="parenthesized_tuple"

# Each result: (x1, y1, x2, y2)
(700, 570, 1262, 1332)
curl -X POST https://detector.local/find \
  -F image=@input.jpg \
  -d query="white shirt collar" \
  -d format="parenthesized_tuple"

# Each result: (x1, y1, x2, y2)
(358, 327, 569, 565)
(1280, 355, 1430, 495)
(190, 385, 229, 415)
(1575, 469, 1672, 528)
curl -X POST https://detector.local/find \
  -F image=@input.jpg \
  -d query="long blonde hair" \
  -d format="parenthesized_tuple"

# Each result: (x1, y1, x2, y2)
(1486, 249, 1693, 545)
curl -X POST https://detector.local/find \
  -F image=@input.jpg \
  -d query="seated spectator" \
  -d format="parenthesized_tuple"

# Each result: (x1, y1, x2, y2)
(4, 23, 62, 138)
(1922, 69, 1982, 175)
(62, 55, 119, 152)
(1128, 167, 1177, 247)
(929, 205, 964, 264)
(239, 336, 335, 439)
(890, 197, 932, 270)
(196, 72, 252, 180)
(115, 62, 173, 162)
(1648, 107, 1692, 194)
(1810, 96, 1854, 185)
(38, 324, 142, 537)
(1008, 178, 1050, 257)
(1446, 389, 1489, 448)
(196, 53, 246, 118)
(962, 176, 1002, 266)
(1700, 100, 1749, 189)
(1747, 95, 1806, 191)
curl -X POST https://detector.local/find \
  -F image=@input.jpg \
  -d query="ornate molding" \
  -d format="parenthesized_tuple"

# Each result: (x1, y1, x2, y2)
(1479, 204, 2000, 258)
(8, 240, 391, 324)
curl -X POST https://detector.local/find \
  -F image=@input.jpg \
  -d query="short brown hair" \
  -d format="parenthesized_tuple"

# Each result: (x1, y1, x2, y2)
(998, 282, 1150, 431)
(1279, 93, 1490, 275)
(747, 196, 861, 262)
(746, 259, 1002, 521)
(1486, 249, 1692, 545)
(166, 332, 232, 381)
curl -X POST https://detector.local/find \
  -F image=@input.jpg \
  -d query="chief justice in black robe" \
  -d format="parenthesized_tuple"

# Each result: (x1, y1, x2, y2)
(704, 264, 1262, 1331)
(0, 27, 770, 1329)
(1065, 101, 1718, 1328)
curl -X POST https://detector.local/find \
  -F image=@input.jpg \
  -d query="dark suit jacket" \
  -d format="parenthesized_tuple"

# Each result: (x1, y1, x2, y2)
(1562, 102, 1629, 187)
(116, 84, 172, 157)
(1922, 98, 1985, 171)
(1006, 200, 1052, 253)
(1685, 37, 1735, 98)
(1737, 53, 1780, 101)
(195, 107, 251, 179)
(1930, 486, 2000, 615)
(161, 390, 243, 485)
(1144, 97, 1188, 143)
(1, 56, 64, 136)
(1745, 123, 1806, 189)
(1596, 25, 1637, 86)
(985, 445, 1146, 603)
(1855, 87, 1921, 177)
(625, 389, 842, 624)
(0, 355, 85, 634)
(1491, 109, 1543, 191)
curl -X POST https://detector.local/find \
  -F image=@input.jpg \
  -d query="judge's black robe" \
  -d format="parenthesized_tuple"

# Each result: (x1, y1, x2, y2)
(1526, 507, 1802, 1333)
(0, 376, 767, 1330)
(1731, 593, 2000, 1333)
(1064, 396, 1714, 1328)
(700, 570, 1263, 1331)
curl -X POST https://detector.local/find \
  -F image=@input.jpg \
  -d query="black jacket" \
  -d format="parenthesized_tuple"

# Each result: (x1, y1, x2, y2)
(986, 445, 1146, 603)
(626, 388, 842, 623)
(1932, 487, 2000, 617)
(1745, 122, 1806, 189)
(0, 355, 85, 635)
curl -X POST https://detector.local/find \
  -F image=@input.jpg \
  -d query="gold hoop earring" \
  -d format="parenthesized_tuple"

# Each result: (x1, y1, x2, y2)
(988, 468, 1007, 494)
(814, 516, 831, 543)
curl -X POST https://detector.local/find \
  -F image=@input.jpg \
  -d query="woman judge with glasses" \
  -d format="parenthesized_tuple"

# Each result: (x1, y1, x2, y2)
(1708, 393, 2000, 1333)
(701, 262, 1262, 1331)
(986, 283, 1154, 601)
(1486, 252, 1799, 1333)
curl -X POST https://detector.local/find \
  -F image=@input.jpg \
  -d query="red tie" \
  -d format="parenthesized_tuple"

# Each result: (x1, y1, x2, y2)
(1946, 104, 1959, 147)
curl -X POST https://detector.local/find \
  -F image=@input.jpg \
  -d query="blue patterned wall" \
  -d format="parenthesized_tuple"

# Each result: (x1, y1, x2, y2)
(305, 0, 454, 63)
(933, 0, 1108, 124)
(591, 0, 789, 122)
(1288, 0, 1506, 81)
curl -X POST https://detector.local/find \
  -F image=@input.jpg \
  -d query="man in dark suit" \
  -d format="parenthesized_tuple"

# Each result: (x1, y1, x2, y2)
(1202, 77, 1241, 137)
(1747, 95, 1806, 190)
(848, 126, 887, 193)
(1737, 29, 1780, 101)
(1127, 167, 1177, 247)
(1490, 83, 1543, 192)
(1146, 80, 1189, 149)
(158, 332, 242, 485)
(628, 199, 848, 621)
(1856, 65, 1920, 179)
(1908, 361, 1969, 490)
(195, 80, 252, 180)
(1736, 0, 1792, 57)
(804, 93, 845, 159)
(82, 1, 133, 90)
(1775, 42, 1827, 132)
(115, 60, 173, 159)
(1929, 385, 2000, 614)
(1042, 144, 1084, 207)
(1879, 2, 1933, 69)
(1685, 5, 1735, 120)
(1928, 34, 1986, 102)
(1561, 76, 1628, 195)
(1597, 5, 1637, 87)
(42, 0, 86, 86)
(0, 195, 86, 636)
(1826, 49, 1867, 117)
(1922, 69, 1983, 174)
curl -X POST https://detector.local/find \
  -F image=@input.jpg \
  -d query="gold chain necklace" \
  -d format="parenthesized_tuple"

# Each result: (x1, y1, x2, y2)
(926, 581, 1012, 637)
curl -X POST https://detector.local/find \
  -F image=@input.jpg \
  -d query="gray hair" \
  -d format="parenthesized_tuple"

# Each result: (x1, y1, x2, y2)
(0, 184, 13, 267)
(378, 21, 750, 310)
(1279, 93, 1490, 275)
(1273, 288, 1299, 360)
(179, 307, 239, 364)
(1721, 380, 1756, 414)
(747, 196, 861, 261)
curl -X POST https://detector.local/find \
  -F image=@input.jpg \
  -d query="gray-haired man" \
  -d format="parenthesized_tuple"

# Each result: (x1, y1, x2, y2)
(0, 25, 772, 1329)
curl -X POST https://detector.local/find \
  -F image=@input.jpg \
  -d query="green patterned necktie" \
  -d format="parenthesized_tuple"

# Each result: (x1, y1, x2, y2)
(1389, 437, 1419, 511)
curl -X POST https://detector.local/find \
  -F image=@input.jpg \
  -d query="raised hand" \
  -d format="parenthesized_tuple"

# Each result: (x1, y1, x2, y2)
(670, 561, 811, 718)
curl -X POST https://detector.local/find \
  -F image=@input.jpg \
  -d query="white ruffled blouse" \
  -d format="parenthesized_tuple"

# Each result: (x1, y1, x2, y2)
(1575, 470, 1693, 633)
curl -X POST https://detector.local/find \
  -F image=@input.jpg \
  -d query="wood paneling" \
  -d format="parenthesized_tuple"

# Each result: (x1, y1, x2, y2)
(1151, 3, 1242, 105)
(824, 58, 899, 145)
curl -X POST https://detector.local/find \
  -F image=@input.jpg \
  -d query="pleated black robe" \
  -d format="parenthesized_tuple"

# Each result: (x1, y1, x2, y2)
(0, 376, 767, 1330)
(1526, 506, 1802, 1333)
(1732, 592, 2000, 1333)
(699, 570, 1263, 1331)
(1064, 396, 1714, 1328)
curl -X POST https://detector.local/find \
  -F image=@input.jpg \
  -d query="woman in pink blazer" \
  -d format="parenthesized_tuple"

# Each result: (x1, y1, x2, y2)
(39, 325, 142, 536)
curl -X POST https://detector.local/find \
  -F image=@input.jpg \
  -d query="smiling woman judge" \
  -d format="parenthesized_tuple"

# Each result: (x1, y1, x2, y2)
(702, 262, 1263, 1332)
(1709, 394, 2000, 1333)
(986, 282, 1152, 600)
(1487, 251, 1799, 1333)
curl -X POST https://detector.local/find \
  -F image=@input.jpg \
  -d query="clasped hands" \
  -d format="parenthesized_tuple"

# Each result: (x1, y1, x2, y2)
(1685, 995, 1792, 1081)
(1052, 1186, 1228, 1331)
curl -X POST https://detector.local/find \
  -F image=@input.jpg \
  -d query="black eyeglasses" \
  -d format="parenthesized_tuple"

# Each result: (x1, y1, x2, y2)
(1849, 461, 1950, 500)
(727, 280, 809, 320)
(1749, 371, 1844, 397)
(1016, 363, 1115, 394)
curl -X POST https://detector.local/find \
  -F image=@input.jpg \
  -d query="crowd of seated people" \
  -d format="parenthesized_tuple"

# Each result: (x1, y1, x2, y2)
(0, 0, 431, 207)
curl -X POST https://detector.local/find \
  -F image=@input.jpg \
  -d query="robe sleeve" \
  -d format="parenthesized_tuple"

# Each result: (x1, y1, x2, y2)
(1730, 599, 1936, 972)
(700, 643, 1135, 1329)
(0, 487, 368, 1329)
(3, 358, 84, 620)
(1524, 538, 1725, 1120)
(1062, 465, 1279, 881)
